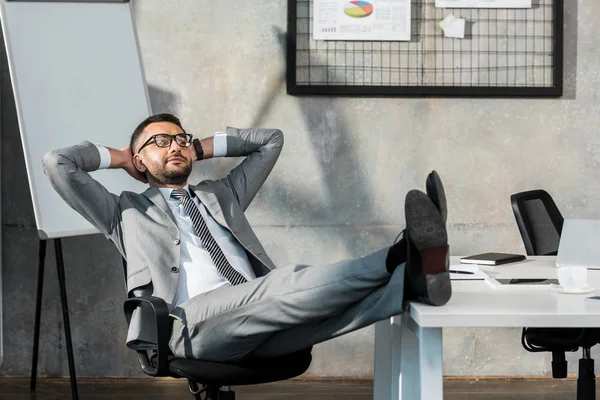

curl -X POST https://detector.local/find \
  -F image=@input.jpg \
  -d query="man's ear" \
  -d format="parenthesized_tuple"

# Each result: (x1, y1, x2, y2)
(132, 154, 147, 173)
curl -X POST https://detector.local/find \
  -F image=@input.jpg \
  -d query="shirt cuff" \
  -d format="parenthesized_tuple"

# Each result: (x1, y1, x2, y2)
(213, 133, 227, 158)
(96, 145, 111, 169)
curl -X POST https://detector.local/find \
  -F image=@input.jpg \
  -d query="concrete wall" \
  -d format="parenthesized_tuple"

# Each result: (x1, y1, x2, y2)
(0, 0, 596, 378)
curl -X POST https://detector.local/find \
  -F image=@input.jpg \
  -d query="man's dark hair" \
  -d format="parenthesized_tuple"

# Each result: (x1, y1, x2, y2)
(130, 113, 185, 153)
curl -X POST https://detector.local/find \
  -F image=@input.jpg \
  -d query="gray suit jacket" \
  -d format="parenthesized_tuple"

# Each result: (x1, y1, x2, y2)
(43, 127, 283, 349)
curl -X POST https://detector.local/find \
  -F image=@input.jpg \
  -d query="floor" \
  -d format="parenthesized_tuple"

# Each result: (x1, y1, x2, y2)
(0, 378, 597, 399)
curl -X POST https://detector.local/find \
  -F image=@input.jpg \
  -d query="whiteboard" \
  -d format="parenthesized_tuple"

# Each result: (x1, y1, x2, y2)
(0, 1, 151, 239)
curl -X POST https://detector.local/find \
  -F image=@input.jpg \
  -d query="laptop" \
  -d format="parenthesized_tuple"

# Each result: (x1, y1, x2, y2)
(556, 218, 600, 269)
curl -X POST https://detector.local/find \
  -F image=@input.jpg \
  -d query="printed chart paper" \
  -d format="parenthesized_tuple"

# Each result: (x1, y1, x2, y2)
(313, 0, 411, 41)
(436, 0, 531, 8)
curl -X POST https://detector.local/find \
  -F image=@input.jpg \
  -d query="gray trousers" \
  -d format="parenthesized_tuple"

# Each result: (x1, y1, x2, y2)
(169, 247, 405, 362)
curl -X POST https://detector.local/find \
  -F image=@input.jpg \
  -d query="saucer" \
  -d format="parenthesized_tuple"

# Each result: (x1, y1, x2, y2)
(550, 284, 595, 294)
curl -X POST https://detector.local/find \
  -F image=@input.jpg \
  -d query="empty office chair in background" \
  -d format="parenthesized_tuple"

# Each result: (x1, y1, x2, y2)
(511, 189, 564, 256)
(511, 189, 599, 400)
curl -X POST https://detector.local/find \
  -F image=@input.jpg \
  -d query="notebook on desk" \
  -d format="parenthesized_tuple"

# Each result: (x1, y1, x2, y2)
(556, 218, 600, 269)
(460, 252, 526, 266)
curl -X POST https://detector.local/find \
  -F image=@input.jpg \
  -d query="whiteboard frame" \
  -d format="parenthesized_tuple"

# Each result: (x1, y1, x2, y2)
(0, 26, 3, 368)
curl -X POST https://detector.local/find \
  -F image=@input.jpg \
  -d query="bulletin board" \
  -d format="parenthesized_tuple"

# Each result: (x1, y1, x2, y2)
(287, 0, 564, 97)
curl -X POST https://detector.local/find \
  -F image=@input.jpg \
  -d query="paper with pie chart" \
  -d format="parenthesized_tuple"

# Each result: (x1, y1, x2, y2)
(313, 0, 411, 41)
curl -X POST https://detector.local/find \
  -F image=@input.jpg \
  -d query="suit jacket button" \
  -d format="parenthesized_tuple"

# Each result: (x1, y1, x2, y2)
(170, 266, 179, 273)
(173, 238, 180, 245)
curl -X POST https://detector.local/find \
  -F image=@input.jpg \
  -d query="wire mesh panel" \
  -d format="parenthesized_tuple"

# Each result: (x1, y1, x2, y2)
(286, 0, 563, 96)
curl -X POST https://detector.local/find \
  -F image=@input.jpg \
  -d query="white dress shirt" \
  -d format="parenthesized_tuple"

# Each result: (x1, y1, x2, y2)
(96, 133, 256, 306)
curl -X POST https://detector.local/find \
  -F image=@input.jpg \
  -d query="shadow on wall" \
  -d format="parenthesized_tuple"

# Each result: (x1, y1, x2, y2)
(147, 84, 180, 115)
(249, 27, 391, 257)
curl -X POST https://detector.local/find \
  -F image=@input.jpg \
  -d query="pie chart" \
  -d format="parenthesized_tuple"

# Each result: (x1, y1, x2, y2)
(344, 1, 374, 18)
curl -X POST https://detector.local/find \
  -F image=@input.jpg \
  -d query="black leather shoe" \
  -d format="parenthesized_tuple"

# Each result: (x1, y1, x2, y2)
(426, 170, 447, 223)
(404, 190, 451, 306)
(386, 234, 407, 274)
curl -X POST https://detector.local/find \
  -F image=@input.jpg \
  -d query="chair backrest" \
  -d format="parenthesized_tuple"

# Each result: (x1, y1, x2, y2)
(510, 189, 565, 256)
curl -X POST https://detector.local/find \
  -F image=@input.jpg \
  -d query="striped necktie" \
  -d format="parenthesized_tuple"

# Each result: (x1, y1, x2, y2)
(171, 189, 248, 286)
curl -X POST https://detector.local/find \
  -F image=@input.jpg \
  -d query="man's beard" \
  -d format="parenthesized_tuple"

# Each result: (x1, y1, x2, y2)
(146, 160, 192, 185)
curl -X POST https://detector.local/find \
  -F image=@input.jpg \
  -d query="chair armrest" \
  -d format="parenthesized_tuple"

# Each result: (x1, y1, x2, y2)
(123, 296, 170, 377)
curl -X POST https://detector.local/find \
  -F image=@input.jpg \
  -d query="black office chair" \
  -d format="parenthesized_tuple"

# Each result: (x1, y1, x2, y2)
(123, 296, 312, 399)
(511, 189, 599, 399)
(511, 189, 564, 256)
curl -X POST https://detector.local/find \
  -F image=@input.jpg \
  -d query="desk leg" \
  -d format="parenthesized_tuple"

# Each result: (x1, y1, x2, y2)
(398, 314, 443, 400)
(374, 317, 402, 400)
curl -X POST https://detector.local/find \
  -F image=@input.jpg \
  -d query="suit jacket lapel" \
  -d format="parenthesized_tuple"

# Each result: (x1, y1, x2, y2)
(189, 184, 227, 227)
(142, 187, 177, 223)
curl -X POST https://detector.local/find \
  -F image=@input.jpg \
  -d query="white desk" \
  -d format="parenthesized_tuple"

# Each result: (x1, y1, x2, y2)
(373, 256, 600, 400)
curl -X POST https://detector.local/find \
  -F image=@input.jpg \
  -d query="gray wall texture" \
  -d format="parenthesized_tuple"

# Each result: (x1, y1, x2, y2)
(0, 0, 595, 378)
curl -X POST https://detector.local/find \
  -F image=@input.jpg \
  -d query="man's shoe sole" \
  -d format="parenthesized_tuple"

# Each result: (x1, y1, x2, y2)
(405, 190, 451, 306)
(426, 170, 448, 223)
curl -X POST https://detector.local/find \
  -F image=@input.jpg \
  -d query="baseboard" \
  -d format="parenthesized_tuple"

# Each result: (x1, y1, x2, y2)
(0, 375, 583, 382)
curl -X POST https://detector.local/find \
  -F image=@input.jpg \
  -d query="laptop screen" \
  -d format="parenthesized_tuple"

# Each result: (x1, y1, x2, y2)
(556, 219, 600, 269)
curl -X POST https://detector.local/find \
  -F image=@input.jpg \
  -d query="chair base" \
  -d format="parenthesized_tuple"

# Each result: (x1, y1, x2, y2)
(577, 358, 595, 400)
(206, 386, 235, 400)
(189, 381, 236, 400)
(552, 351, 567, 378)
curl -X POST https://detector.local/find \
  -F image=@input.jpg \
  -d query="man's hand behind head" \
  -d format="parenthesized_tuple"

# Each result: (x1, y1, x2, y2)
(106, 146, 147, 183)
(120, 146, 148, 183)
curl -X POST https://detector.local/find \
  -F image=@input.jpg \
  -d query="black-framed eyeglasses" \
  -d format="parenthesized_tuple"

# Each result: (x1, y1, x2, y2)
(137, 133, 193, 153)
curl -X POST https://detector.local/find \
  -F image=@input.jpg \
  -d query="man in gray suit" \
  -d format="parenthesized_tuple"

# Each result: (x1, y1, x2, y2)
(43, 113, 451, 362)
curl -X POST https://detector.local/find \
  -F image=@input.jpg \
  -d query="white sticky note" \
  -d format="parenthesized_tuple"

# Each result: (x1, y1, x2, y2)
(439, 14, 466, 39)
(445, 18, 465, 38)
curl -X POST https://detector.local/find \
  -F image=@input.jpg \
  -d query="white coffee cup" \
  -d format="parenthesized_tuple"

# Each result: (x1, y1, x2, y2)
(557, 266, 588, 291)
